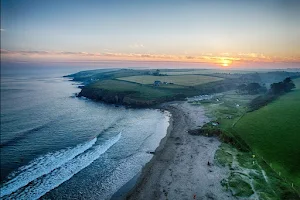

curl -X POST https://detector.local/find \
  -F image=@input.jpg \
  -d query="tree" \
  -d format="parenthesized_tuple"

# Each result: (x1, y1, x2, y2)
(237, 84, 247, 92)
(270, 77, 295, 94)
(270, 82, 284, 95)
(250, 77, 296, 111)
(153, 69, 160, 76)
(237, 83, 266, 95)
(283, 77, 295, 92)
(246, 83, 262, 94)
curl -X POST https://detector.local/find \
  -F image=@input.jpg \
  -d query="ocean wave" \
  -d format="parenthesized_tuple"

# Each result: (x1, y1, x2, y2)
(0, 138, 97, 197)
(0, 123, 51, 148)
(0, 113, 72, 148)
(0, 133, 121, 200)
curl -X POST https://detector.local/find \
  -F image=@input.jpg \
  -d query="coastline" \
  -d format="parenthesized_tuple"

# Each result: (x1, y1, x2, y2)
(68, 75, 234, 199)
(123, 101, 233, 200)
(111, 104, 175, 200)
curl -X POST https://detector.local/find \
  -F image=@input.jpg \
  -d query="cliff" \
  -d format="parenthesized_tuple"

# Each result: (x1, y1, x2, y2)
(78, 87, 181, 107)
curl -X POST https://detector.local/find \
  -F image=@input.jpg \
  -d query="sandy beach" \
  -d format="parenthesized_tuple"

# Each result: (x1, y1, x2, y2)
(126, 101, 234, 200)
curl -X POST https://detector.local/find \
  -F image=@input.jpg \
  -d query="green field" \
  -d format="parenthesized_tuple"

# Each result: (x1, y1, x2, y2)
(117, 75, 223, 86)
(196, 90, 257, 130)
(80, 71, 235, 106)
(163, 69, 256, 75)
(233, 78, 300, 190)
(73, 69, 299, 107)
(191, 79, 300, 197)
(88, 79, 173, 100)
(215, 143, 298, 199)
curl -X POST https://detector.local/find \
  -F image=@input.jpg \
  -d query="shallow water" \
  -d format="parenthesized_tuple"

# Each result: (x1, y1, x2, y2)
(0, 66, 169, 199)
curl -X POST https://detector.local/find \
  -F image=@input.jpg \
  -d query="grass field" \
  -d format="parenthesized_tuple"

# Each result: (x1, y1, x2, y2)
(117, 75, 223, 86)
(163, 69, 256, 75)
(190, 80, 300, 197)
(233, 78, 300, 190)
(197, 90, 257, 130)
(72, 69, 299, 107)
(88, 79, 173, 100)
(83, 73, 232, 106)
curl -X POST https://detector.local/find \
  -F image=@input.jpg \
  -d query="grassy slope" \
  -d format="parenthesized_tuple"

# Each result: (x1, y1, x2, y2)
(87, 73, 231, 104)
(88, 80, 174, 100)
(197, 89, 299, 198)
(75, 69, 299, 106)
(233, 78, 300, 188)
(198, 91, 257, 130)
(117, 75, 223, 86)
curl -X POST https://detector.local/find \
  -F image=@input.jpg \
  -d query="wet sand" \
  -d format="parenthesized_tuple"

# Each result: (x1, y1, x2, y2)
(126, 101, 233, 200)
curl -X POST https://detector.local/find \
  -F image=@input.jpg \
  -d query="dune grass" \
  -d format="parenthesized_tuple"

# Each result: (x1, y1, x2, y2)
(216, 143, 298, 199)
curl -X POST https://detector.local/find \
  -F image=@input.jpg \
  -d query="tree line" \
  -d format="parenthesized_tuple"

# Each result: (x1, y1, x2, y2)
(247, 77, 295, 111)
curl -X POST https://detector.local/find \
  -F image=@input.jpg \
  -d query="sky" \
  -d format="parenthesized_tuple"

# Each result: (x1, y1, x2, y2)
(1, 0, 300, 68)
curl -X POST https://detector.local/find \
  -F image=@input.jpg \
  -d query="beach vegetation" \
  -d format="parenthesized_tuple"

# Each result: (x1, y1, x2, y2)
(215, 143, 298, 199)
(227, 173, 254, 197)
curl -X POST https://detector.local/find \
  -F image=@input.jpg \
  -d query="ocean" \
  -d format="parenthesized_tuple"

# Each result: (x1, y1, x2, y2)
(0, 66, 170, 199)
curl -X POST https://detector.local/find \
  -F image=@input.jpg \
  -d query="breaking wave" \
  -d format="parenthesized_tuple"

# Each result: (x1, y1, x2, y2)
(0, 133, 121, 199)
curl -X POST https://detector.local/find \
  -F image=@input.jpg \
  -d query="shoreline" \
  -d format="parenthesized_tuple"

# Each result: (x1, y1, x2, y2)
(111, 103, 175, 200)
(124, 103, 175, 199)
(110, 172, 141, 200)
(68, 72, 233, 199)
(124, 101, 233, 200)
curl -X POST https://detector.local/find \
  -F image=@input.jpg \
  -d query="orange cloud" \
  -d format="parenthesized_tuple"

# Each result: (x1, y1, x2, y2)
(1, 49, 299, 67)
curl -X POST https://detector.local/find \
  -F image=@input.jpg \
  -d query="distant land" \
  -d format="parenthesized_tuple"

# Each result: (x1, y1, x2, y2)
(66, 68, 300, 107)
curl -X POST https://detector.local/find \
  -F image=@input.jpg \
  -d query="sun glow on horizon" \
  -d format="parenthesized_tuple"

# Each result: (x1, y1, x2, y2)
(1, 49, 300, 69)
(221, 59, 232, 67)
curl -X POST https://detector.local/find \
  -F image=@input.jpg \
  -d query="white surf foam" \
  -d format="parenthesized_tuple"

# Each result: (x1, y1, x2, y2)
(3, 133, 121, 200)
(0, 138, 97, 198)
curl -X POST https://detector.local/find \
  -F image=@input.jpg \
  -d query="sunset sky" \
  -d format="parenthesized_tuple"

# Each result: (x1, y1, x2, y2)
(1, 0, 300, 68)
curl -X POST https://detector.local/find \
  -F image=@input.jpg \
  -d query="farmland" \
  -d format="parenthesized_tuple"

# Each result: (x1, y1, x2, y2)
(161, 68, 299, 76)
(163, 69, 256, 75)
(86, 79, 173, 100)
(70, 69, 299, 107)
(233, 78, 300, 190)
(117, 74, 223, 86)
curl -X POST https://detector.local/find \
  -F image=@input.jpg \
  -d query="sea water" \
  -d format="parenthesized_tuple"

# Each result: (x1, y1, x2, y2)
(0, 65, 170, 199)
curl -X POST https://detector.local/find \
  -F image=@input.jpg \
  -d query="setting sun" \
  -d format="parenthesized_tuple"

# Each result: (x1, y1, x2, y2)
(221, 59, 232, 67)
